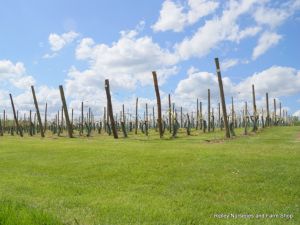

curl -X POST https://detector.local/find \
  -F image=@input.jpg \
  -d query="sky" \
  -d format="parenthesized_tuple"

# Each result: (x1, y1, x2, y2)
(0, 0, 300, 120)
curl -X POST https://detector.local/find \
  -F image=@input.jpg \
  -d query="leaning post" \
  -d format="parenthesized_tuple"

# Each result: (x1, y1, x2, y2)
(152, 71, 163, 138)
(31, 85, 45, 137)
(59, 85, 73, 138)
(105, 79, 118, 139)
(9, 94, 23, 137)
(214, 58, 230, 138)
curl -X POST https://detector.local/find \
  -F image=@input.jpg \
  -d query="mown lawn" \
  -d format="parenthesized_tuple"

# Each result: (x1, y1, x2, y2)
(0, 127, 299, 225)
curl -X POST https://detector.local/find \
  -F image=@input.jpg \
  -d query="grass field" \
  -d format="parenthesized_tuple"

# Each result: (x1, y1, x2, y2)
(0, 127, 299, 225)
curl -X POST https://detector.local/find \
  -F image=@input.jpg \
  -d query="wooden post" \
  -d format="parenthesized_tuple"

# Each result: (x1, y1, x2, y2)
(44, 103, 47, 132)
(200, 102, 203, 130)
(180, 106, 183, 128)
(31, 86, 45, 137)
(61, 105, 64, 130)
(244, 101, 248, 135)
(266, 93, 270, 126)
(71, 108, 74, 126)
(29, 109, 33, 136)
(152, 71, 163, 138)
(9, 94, 23, 137)
(105, 79, 118, 139)
(251, 84, 258, 132)
(214, 58, 230, 138)
(208, 89, 211, 132)
(274, 98, 277, 124)
(145, 103, 148, 135)
(168, 94, 172, 133)
(279, 102, 282, 120)
(81, 102, 84, 135)
(3, 110, 6, 133)
(122, 104, 125, 123)
(59, 85, 73, 138)
(196, 99, 199, 130)
(231, 97, 234, 125)
(135, 97, 138, 134)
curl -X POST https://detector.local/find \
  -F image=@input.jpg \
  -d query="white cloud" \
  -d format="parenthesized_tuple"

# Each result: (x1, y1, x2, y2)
(254, 7, 289, 29)
(48, 31, 79, 52)
(252, 32, 282, 60)
(253, 0, 300, 29)
(173, 66, 300, 112)
(175, 0, 261, 60)
(221, 59, 239, 71)
(236, 66, 300, 98)
(293, 110, 300, 117)
(73, 28, 179, 91)
(0, 60, 35, 90)
(174, 67, 234, 105)
(152, 0, 219, 32)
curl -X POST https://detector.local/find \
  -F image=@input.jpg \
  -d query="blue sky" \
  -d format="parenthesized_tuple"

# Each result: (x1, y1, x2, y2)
(0, 0, 300, 118)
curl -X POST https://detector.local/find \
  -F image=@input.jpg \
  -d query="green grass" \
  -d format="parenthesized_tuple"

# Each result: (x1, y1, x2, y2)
(0, 127, 299, 225)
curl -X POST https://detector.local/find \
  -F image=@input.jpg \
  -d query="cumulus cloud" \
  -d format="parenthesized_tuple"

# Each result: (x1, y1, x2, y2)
(252, 32, 282, 60)
(0, 60, 35, 90)
(236, 66, 300, 98)
(72, 28, 179, 92)
(174, 67, 234, 109)
(175, 0, 262, 60)
(293, 110, 300, 117)
(49, 31, 79, 51)
(152, 0, 219, 32)
(173, 65, 300, 113)
(221, 59, 239, 71)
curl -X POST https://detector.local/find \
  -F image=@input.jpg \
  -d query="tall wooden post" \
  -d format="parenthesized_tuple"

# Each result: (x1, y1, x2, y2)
(81, 102, 84, 134)
(244, 101, 248, 135)
(200, 102, 203, 130)
(180, 106, 183, 128)
(3, 110, 5, 132)
(31, 86, 45, 137)
(105, 79, 118, 139)
(196, 99, 199, 130)
(122, 104, 125, 123)
(152, 71, 163, 138)
(59, 85, 73, 138)
(266, 93, 270, 126)
(208, 89, 211, 132)
(44, 103, 47, 132)
(9, 94, 23, 137)
(61, 105, 64, 129)
(279, 102, 282, 119)
(274, 98, 277, 124)
(252, 84, 258, 132)
(168, 94, 172, 133)
(29, 110, 33, 136)
(135, 98, 138, 134)
(214, 58, 230, 138)
(71, 108, 74, 126)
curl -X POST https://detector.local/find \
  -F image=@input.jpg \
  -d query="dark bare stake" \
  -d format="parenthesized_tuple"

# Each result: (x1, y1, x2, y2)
(31, 86, 45, 137)
(59, 85, 73, 138)
(152, 71, 163, 138)
(9, 94, 23, 137)
(105, 79, 118, 139)
(214, 58, 230, 138)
